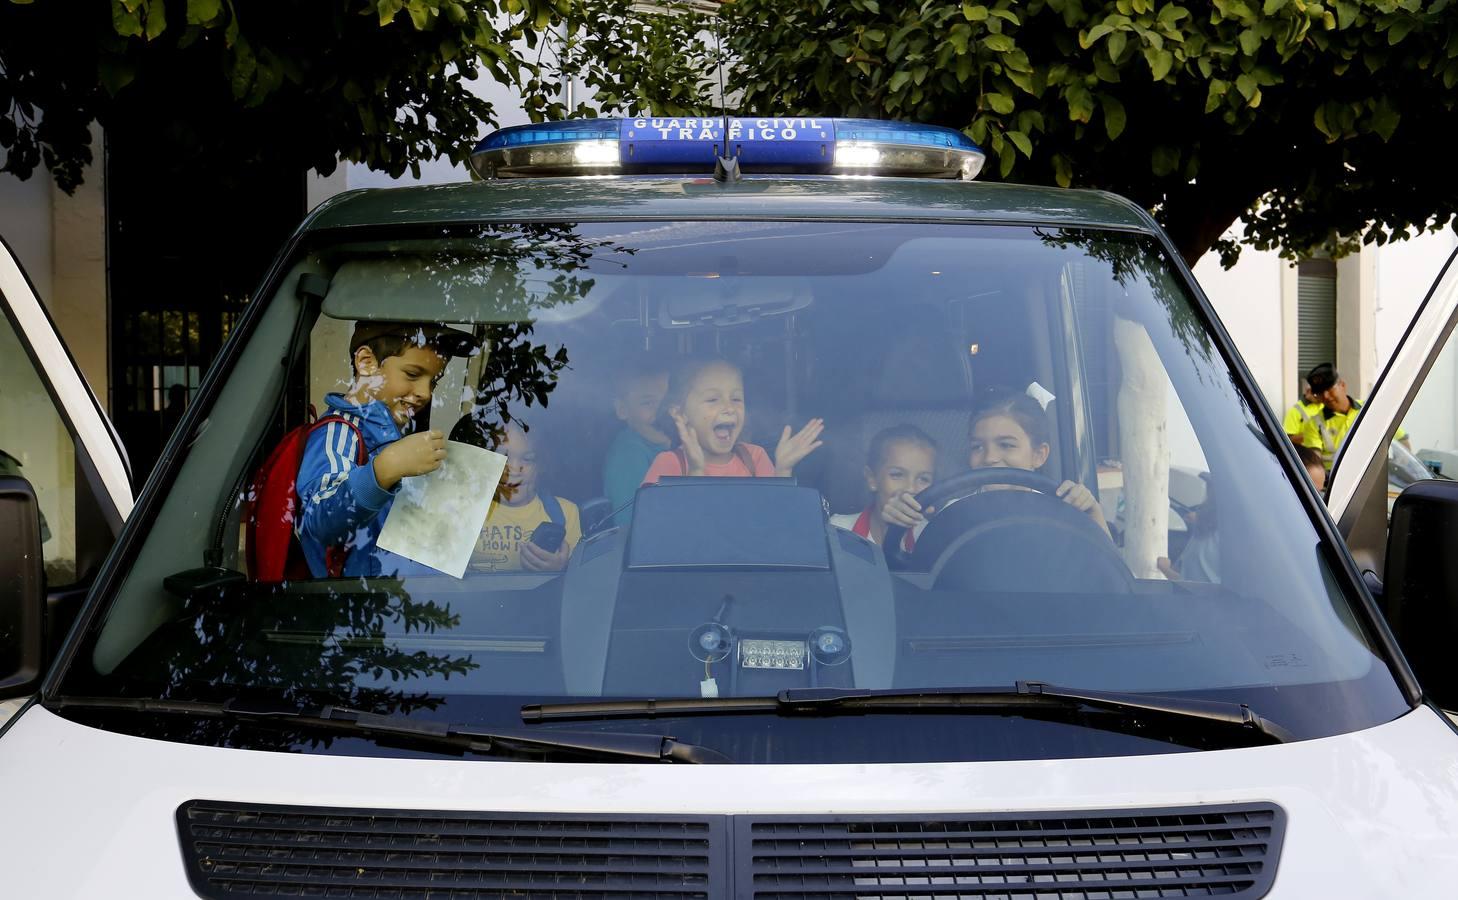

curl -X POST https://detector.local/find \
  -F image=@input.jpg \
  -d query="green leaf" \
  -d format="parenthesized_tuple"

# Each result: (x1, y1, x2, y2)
(1083, 23, 1116, 48)
(999, 145, 1017, 177)
(1007, 129, 1033, 157)
(863, 0, 880, 11)
(1145, 47, 1174, 79)
(111, 0, 143, 37)
(1388, 19, 1416, 45)
(1157, 5, 1188, 28)
(1235, 72, 1258, 99)
(1052, 153, 1073, 187)
(983, 33, 1015, 52)
(963, 3, 989, 21)
(1151, 144, 1180, 176)
(1238, 28, 1261, 56)
(1205, 78, 1228, 113)
(1065, 81, 1095, 122)
(947, 23, 971, 55)
(888, 70, 912, 92)
(1370, 99, 1401, 141)
(1100, 94, 1127, 139)
(1263, 0, 1289, 13)
(143, 0, 167, 40)
(98, 59, 137, 95)
(186, 0, 222, 25)
(1107, 30, 1127, 61)
(984, 91, 1015, 114)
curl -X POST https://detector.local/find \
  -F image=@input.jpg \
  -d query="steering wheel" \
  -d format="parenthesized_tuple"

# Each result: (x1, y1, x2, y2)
(883, 467, 1133, 593)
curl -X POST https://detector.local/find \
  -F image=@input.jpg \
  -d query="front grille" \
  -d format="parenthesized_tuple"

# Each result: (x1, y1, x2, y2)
(738, 804, 1285, 899)
(177, 800, 720, 898)
(178, 801, 1284, 899)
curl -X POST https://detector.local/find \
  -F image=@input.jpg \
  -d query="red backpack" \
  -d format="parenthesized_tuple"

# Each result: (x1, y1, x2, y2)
(244, 414, 366, 582)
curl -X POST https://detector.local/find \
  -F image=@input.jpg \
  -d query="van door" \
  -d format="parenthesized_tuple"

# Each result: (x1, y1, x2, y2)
(1327, 247, 1458, 578)
(1326, 245, 1458, 714)
(0, 236, 132, 716)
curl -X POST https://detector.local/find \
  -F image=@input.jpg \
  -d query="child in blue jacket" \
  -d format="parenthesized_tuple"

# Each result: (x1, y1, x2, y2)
(295, 321, 475, 577)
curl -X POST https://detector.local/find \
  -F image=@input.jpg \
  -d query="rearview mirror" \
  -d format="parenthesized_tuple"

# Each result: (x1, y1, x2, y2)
(1383, 479, 1458, 710)
(0, 476, 45, 698)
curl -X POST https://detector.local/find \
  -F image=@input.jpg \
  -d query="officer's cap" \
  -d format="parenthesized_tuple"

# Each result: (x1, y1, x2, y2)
(1306, 363, 1340, 394)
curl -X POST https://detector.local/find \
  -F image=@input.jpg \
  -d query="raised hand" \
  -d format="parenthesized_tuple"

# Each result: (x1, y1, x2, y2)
(373, 430, 446, 489)
(774, 418, 825, 476)
(1055, 479, 1111, 536)
(671, 410, 707, 475)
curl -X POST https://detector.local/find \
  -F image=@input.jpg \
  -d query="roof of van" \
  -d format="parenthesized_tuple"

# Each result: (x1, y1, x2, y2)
(302, 176, 1158, 234)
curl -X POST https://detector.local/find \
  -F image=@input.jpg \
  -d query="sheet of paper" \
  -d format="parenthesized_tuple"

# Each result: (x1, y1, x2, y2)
(376, 440, 507, 578)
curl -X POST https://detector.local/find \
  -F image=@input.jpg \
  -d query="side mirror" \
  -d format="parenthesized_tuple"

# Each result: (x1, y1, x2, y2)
(1384, 479, 1458, 709)
(0, 476, 45, 698)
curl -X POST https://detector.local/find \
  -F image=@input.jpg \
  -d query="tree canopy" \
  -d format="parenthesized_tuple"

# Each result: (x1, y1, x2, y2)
(0, 0, 569, 190)
(542, 0, 1458, 266)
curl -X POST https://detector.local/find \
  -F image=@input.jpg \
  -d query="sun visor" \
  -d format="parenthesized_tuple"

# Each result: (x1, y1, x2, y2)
(321, 256, 605, 324)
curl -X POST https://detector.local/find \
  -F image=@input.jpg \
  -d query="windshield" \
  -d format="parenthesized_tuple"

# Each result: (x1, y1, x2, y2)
(56, 218, 1408, 763)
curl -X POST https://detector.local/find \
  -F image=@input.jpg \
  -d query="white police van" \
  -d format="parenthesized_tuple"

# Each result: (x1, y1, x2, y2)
(2, 120, 1458, 898)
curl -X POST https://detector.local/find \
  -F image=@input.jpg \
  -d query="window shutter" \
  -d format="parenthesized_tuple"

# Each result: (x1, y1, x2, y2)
(1297, 259, 1337, 378)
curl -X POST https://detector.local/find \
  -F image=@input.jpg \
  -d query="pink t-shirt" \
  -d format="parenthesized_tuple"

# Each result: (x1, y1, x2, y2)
(641, 443, 776, 484)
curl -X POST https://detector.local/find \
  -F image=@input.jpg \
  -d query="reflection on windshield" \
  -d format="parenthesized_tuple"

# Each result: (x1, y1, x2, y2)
(59, 222, 1409, 760)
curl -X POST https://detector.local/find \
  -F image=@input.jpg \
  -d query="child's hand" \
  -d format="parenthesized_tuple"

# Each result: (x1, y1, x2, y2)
(882, 490, 933, 529)
(521, 537, 570, 572)
(1055, 480, 1111, 536)
(670, 410, 707, 475)
(373, 430, 446, 489)
(1156, 556, 1180, 581)
(774, 418, 825, 476)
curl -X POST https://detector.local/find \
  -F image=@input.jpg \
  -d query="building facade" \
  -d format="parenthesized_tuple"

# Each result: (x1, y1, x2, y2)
(1193, 227, 1458, 459)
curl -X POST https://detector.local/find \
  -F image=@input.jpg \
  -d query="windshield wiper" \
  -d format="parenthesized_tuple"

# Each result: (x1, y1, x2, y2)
(51, 696, 729, 763)
(522, 681, 1295, 745)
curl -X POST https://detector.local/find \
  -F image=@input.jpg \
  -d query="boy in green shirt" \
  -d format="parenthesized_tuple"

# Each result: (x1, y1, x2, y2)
(600, 358, 672, 526)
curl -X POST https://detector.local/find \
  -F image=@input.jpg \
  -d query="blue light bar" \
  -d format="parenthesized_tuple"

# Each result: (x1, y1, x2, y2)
(470, 117, 985, 180)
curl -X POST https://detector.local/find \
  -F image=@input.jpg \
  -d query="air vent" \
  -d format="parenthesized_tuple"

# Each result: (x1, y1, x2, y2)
(177, 800, 721, 899)
(737, 803, 1285, 899)
(178, 801, 1284, 898)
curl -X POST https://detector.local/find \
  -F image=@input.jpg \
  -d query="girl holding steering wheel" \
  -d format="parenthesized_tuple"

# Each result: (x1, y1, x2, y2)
(882, 389, 1110, 539)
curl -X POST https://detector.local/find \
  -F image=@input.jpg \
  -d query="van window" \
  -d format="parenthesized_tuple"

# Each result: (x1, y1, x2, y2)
(0, 306, 82, 586)
(55, 222, 1408, 763)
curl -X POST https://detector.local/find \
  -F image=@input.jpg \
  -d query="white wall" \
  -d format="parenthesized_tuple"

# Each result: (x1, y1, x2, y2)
(1381, 231, 1458, 456)
(1375, 230, 1458, 370)
(0, 129, 108, 402)
(1191, 229, 1286, 410)
(0, 151, 56, 304)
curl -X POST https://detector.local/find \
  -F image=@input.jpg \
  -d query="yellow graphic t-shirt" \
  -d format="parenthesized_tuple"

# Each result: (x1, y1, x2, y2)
(469, 495, 582, 573)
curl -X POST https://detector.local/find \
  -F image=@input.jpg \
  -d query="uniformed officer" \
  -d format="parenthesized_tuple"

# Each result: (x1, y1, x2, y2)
(1283, 379, 1327, 454)
(1301, 363, 1408, 468)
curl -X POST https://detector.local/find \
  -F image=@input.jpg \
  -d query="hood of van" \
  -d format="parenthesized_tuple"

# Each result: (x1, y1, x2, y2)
(2, 702, 1457, 898)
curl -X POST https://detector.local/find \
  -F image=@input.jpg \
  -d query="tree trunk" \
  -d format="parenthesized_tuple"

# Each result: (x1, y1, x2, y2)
(1159, 176, 1271, 269)
(1113, 316, 1169, 579)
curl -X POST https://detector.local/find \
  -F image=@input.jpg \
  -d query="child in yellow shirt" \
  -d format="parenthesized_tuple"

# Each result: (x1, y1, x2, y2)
(470, 424, 581, 572)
